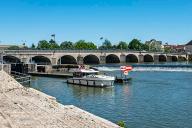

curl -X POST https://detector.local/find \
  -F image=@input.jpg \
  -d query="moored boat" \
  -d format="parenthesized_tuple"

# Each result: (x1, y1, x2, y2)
(67, 68, 115, 87)
(115, 65, 133, 84)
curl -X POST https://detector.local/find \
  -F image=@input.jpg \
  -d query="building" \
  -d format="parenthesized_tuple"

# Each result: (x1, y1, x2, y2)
(145, 39, 163, 52)
(0, 44, 24, 50)
(164, 44, 185, 53)
(0, 45, 14, 50)
(185, 40, 192, 54)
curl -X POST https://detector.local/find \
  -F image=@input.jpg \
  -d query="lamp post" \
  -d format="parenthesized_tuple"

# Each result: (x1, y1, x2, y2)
(0, 50, 4, 71)
(51, 34, 56, 42)
(99, 37, 104, 53)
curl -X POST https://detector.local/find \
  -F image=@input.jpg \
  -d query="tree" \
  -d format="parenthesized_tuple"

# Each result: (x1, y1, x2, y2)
(117, 41, 128, 49)
(75, 40, 88, 49)
(145, 39, 163, 52)
(74, 40, 97, 50)
(99, 39, 112, 50)
(49, 39, 59, 49)
(37, 40, 50, 49)
(87, 42, 97, 49)
(164, 47, 171, 53)
(31, 43, 36, 49)
(7, 45, 20, 50)
(141, 43, 149, 51)
(60, 41, 74, 49)
(112, 44, 117, 49)
(128, 39, 143, 50)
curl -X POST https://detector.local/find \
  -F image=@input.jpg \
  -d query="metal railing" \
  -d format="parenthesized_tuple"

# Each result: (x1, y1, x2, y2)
(11, 71, 31, 86)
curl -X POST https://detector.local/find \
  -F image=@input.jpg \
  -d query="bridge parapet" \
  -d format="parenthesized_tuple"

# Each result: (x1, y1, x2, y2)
(4, 49, 173, 54)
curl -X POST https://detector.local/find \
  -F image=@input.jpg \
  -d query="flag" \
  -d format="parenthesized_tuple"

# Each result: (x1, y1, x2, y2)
(51, 34, 55, 37)
(120, 66, 133, 75)
(120, 66, 133, 71)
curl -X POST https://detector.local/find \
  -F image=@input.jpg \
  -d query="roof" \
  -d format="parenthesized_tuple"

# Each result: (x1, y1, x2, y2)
(186, 40, 192, 45)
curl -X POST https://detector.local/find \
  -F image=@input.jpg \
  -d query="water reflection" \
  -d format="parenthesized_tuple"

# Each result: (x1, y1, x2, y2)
(30, 63, 192, 128)
(67, 84, 115, 98)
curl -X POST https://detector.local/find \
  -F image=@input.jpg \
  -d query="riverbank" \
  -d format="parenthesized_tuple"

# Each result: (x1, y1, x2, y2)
(0, 70, 120, 128)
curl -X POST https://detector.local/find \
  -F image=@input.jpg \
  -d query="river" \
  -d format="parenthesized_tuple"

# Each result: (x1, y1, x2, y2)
(30, 62, 192, 128)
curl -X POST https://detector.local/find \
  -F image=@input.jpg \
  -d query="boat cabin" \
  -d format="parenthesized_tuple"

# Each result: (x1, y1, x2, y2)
(69, 69, 99, 77)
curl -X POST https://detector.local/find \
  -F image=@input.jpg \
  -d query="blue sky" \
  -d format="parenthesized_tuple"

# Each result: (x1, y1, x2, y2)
(0, 0, 192, 46)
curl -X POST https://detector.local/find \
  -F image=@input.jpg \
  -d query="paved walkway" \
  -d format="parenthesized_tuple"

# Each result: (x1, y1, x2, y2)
(0, 70, 120, 128)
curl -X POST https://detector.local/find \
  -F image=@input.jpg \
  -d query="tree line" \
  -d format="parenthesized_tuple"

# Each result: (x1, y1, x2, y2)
(7, 39, 150, 51)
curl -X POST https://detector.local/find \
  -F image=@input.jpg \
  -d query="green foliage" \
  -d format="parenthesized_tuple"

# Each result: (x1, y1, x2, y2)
(117, 121, 127, 128)
(16, 38, 154, 51)
(60, 41, 74, 49)
(141, 43, 149, 51)
(49, 39, 59, 49)
(164, 47, 171, 53)
(99, 39, 112, 50)
(128, 39, 143, 50)
(146, 40, 163, 52)
(74, 40, 97, 50)
(7, 45, 20, 50)
(117, 41, 128, 49)
(31, 43, 36, 49)
(37, 39, 59, 49)
(37, 40, 50, 49)
(112, 44, 117, 49)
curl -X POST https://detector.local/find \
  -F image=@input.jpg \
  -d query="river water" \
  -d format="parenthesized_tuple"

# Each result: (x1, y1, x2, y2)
(31, 63, 192, 128)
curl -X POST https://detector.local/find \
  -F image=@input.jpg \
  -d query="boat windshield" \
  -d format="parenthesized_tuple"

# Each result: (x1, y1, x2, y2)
(73, 72, 98, 77)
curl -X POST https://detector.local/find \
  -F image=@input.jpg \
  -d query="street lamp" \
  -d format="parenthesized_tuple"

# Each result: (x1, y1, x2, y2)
(99, 37, 104, 54)
(51, 34, 56, 42)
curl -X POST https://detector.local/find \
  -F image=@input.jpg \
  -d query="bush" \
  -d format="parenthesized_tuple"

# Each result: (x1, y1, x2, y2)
(117, 120, 127, 128)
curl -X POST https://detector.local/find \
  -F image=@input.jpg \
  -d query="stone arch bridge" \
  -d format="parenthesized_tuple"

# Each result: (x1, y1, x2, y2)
(2, 50, 187, 65)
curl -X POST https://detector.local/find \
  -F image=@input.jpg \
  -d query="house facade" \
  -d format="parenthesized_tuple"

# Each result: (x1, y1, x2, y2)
(185, 40, 192, 54)
(145, 39, 163, 52)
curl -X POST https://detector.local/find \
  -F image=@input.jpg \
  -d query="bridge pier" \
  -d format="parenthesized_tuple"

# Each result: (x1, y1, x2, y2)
(52, 58, 57, 65)
(154, 55, 159, 63)
(166, 56, 172, 62)
(77, 55, 84, 65)
(100, 56, 106, 64)
(187, 55, 192, 61)
(120, 54, 126, 63)
(138, 54, 144, 63)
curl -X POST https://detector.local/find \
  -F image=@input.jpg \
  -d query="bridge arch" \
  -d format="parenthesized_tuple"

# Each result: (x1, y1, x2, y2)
(159, 55, 167, 62)
(31, 56, 51, 65)
(83, 54, 100, 64)
(178, 56, 187, 61)
(126, 54, 138, 63)
(172, 56, 178, 62)
(58, 55, 77, 64)
(106, 54, 120, 63)
(3, 55, 21, 64)
(144, 54, 154, 62)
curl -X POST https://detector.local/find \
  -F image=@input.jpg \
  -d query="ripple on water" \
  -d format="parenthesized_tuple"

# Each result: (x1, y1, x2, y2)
(31, 64, 192, 128)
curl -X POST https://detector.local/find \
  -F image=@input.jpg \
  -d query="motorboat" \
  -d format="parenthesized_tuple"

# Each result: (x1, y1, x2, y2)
(67, 68, 115, 87)
(114, 65, 133, 84)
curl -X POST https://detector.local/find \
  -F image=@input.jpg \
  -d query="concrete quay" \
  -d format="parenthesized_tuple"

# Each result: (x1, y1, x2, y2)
(0, 70, 120, 128)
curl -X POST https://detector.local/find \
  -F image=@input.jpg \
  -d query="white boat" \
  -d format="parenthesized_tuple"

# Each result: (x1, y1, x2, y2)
(67, 68, 115, 87)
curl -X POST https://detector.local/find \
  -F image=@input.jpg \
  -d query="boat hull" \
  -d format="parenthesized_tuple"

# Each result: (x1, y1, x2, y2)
(67, 78, 114, 87)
